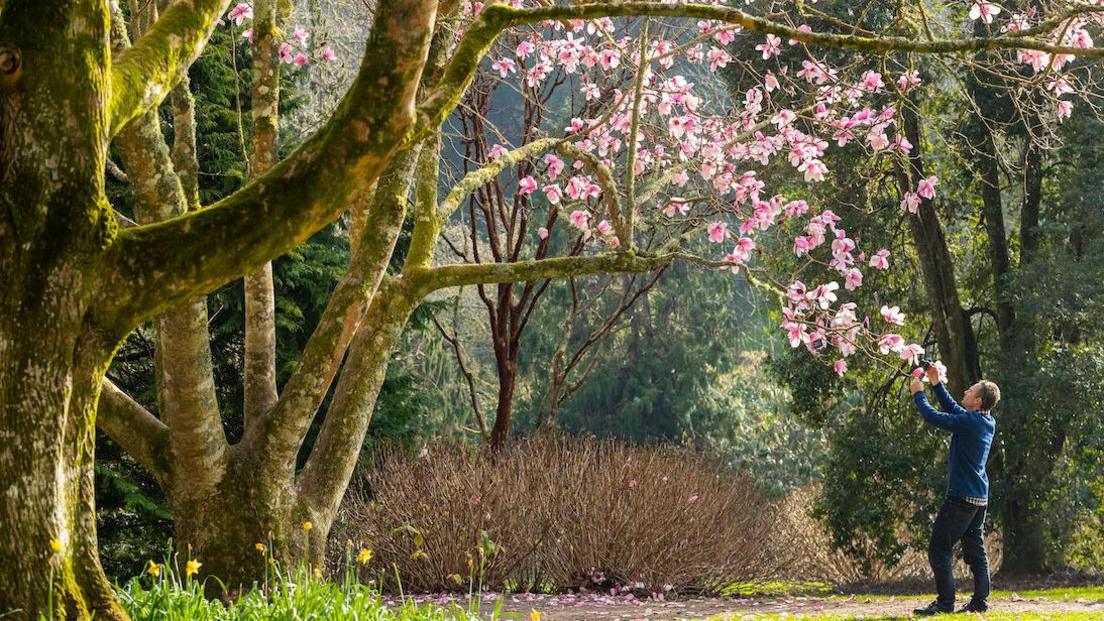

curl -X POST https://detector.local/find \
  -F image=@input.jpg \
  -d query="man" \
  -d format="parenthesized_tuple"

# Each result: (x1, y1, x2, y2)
(910, 366, 1000, 616)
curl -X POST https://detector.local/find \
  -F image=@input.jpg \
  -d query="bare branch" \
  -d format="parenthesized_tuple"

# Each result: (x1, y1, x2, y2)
(410, 252, 677, 295)
(97, 381, 171, 484)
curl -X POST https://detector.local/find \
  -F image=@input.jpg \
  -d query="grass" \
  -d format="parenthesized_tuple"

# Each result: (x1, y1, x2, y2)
(710, 609, 1104, 614)
(817, 585, 1104, 603)
(109, 558, 522, 621)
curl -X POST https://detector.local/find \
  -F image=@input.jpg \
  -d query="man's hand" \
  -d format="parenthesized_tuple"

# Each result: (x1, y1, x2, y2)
(925, 365, 942, 385)
(910, 378, 925, 395)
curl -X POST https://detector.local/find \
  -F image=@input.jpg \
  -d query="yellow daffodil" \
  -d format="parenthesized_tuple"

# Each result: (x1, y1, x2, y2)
(255, 542, 267, 555)
(146, 561, 162, 577)
(49, 539, 62, 554)
(301, 521, 313, 532)
(185, 559, 201, 578)
(356, 548, 373, 565)
(529, 609, 542, 621)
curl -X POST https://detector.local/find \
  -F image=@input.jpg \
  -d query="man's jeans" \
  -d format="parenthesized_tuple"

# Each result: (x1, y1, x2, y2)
(929, 496, 990, 608)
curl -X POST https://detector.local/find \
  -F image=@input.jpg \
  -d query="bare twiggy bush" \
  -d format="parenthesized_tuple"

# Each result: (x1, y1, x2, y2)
(335, 436, 794, 594)
(775, 485, 1002, 585)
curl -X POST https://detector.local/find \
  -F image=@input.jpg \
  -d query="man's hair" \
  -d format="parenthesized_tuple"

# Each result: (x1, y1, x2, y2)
(978, 380, 1001, 411)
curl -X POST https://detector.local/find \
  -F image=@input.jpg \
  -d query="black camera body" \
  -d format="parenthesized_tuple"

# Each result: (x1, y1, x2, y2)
(918, 356, 934, 370)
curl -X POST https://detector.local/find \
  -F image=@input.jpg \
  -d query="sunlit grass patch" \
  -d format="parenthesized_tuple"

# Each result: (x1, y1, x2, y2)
(720, 580, 836, 597)
(709, 613, 1104, 621)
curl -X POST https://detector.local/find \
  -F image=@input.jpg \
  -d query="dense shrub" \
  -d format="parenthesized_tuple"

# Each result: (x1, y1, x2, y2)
(334, 437, 792, 594)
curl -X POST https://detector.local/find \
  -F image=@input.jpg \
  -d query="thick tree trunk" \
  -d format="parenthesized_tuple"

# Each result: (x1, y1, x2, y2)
(0, 4, 129, 618)
(899, 108, 978, 395)
(966, 107, 1052, 574)
(0, 318, 128, 620)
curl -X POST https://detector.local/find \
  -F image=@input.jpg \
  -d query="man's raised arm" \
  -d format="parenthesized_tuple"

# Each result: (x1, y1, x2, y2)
(911, 378, 967, 433)
(926, 366, 969, 415)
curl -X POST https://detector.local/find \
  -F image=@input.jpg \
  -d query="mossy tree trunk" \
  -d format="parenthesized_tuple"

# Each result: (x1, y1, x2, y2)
(1, 0, 437, 614)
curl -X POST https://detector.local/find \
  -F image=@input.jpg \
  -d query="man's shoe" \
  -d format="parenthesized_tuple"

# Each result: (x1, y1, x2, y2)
(958, 600, 988, 613)
(913, 601, 954, 616)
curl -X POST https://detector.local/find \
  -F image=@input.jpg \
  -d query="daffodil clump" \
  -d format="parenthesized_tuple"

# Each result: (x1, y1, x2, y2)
(112, 544, 505, 621)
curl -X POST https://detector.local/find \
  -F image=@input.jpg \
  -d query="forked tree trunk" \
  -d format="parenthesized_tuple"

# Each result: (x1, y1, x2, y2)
(0, 308, 128, 620)
(0, 4, 127, 618)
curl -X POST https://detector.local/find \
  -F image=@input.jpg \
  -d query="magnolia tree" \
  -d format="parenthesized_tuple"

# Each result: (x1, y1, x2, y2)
(2, 0, 1103, 617)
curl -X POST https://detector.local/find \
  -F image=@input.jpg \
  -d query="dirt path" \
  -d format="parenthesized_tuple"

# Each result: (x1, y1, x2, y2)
(486, 592, 1104, 620)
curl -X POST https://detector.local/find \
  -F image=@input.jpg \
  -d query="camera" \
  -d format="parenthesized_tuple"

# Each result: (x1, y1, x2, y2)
(918, 356, 934, 370)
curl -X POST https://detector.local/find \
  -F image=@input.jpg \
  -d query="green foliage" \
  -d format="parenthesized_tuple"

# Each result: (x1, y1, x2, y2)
(113, 562, 500, 621)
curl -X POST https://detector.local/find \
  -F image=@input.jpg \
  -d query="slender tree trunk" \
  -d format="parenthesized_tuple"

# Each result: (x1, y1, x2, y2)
(490, 357, 518, 449)
(243, 0, 281, 426)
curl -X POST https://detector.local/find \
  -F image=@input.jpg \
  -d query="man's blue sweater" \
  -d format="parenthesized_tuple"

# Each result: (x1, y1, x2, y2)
(913, 383, 996, 501)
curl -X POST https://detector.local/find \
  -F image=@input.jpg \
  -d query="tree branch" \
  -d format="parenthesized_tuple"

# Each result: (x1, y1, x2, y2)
(416, 1, 1104, 142)
(109, 0, 231, 137)
(409, 252, 676, 295)
(97, 381, 171, 485)
(103, 0, 437, 328)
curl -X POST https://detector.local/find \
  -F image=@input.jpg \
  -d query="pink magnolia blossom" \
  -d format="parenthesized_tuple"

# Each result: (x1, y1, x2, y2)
(526, 61, 551, 87)
(843, 267, 863, 291)
(543, 184, 563, 205)
(568, 209, 590, 229)
(899, 343, 925, 365)
(755, 34, 781, 60)
(1057, 100, 1073, 120)
(598, 48, 620, 70)
(706, 47, 731, 71)
(969, 2, 1002, 24)
(279, 42, 294, 63)
(798, 158, 828, 182)
(859, 70, 884, 92)
(292, 52, 309, 66)
(487, 144, 507, 160)
(596, 219, 612, 236)
(833, 359, 848, 377)
(491, 57, 517, 78)
(870, 249, 891, 270)
(242, 28, 253, 43)
(793, 235, 813, 256)
(880, 305, 906, 325)
(537, 227, 549, 240)
(543, 154, 564, 180)
(764, 71, 780, 92)
(900, 191, 922, 214)
(878, 333, 906, 354)
(809, 281, 839, 309)
(518, 176, 538, 195)
(663, 201, 690, 217)
(897, 70, 922, 92)
(917, 175, 939, 200)
(227, 3, 253, 26)
(320, 46, 336, 62)
(292, 27, 309, 46)
(515, 40, 535, 59)
(707, 222, 727, 243)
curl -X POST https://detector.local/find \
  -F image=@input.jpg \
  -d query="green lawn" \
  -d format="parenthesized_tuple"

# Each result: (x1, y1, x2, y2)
(710, 609, 1104, 614)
